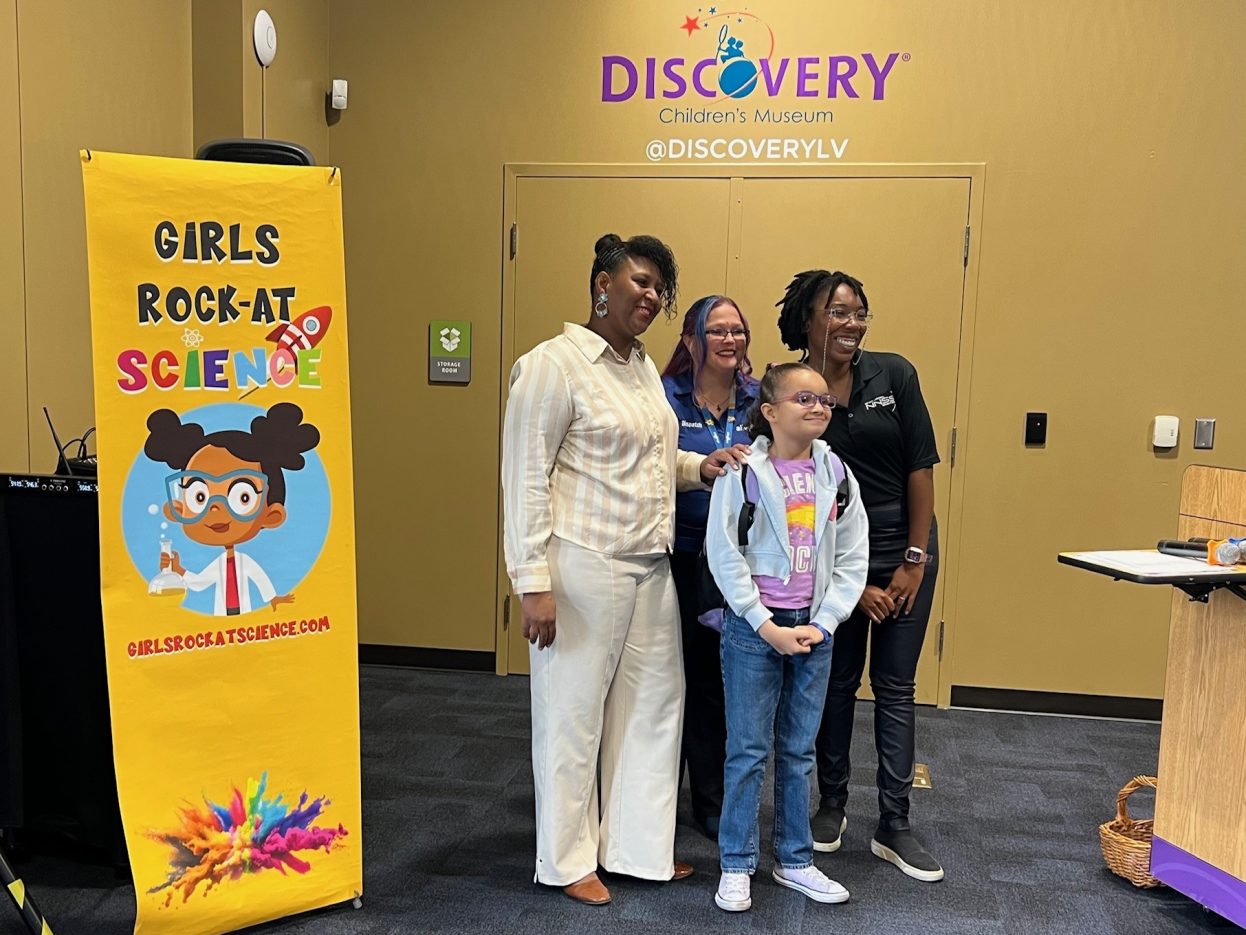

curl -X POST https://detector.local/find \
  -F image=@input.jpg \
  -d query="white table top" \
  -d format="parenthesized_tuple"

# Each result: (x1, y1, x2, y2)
(1058, 549, 1246, 584)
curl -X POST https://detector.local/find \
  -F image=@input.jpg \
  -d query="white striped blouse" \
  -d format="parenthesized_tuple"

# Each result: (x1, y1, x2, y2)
(502, 322, 706, 594)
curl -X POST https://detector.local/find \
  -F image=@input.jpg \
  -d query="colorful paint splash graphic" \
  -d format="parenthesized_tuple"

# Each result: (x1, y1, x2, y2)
(148, 772, 347, 904)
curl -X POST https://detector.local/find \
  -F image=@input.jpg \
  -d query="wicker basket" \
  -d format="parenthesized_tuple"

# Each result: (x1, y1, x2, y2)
(1099, 775, 1162, 888)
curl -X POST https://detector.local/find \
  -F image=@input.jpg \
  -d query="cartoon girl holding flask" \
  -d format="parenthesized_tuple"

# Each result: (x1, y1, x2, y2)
(144, 403, 320, 616)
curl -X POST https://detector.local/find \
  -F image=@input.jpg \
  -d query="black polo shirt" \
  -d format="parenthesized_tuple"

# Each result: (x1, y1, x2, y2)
(820, 350, 940, 510)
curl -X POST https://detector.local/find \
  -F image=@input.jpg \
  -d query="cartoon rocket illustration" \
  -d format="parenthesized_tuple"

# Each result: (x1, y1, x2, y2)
(266, 306, 332, 369)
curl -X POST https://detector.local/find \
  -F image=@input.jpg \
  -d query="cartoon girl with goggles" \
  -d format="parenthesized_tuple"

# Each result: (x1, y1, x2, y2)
(144, 403, 320, 616)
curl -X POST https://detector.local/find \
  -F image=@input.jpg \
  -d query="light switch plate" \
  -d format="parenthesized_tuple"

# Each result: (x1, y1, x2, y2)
(1194, 418, 1216, 450)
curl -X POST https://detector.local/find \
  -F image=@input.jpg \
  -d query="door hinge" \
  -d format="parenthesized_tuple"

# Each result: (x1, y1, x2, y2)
(949, 426, 958, 466)
(963, 224, 971, 267)
(503, 596, 511, 630)
(509, 222, 518, 260)
(937, 619, 945, 659)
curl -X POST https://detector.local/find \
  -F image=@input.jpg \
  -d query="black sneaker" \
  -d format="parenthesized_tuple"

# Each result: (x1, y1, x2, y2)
(811, 801, 847, 853)
(870, 828, 944, 882)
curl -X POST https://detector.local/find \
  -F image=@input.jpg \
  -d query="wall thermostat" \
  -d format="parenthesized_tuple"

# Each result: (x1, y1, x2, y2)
(1153, 415, 1179, 449)
(253, 9, 277, 67)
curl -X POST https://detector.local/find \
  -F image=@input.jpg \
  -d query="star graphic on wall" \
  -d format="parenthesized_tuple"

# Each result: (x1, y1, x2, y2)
(681, 15, 700, 36)
(708, 5, 717, 12)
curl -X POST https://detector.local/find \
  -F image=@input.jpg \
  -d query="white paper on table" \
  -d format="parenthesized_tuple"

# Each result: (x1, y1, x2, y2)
(1060, 549, 1246, 579)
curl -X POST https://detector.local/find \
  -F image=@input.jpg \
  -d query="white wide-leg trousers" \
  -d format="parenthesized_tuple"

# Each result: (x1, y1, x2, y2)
(529, 536, 684, 886)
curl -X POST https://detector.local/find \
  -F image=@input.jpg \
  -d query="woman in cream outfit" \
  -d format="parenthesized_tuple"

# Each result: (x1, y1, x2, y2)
(502, 233, 747, 905)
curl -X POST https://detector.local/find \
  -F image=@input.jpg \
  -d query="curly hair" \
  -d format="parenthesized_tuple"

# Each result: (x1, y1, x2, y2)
(775, 269, 869, 356)
(143, 403, 320, 505)
(590, 233, 680, 319)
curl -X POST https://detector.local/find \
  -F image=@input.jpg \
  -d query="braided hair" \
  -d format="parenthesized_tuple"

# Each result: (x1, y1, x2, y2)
(775, 269, 869, 356)
(144, 403, 320, 505)
(743, 362, 819, 441)
(590, 233, 680, 319)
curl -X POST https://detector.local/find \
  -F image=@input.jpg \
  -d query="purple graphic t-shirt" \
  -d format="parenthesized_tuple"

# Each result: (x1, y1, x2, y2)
(756, 458, 826, 610)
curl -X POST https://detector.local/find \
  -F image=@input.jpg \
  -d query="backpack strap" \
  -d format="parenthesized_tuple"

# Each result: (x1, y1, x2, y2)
(739, 456, 847, 541)
(738, 463, 758, 546)
(829, 453, 851, 518)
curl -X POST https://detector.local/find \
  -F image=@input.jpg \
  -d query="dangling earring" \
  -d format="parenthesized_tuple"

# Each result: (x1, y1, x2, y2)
(851, 336, 864, 367)
(594, 292, 608, 318)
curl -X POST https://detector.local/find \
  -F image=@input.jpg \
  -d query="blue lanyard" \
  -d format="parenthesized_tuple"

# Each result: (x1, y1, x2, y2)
(698, 391, 737, 450)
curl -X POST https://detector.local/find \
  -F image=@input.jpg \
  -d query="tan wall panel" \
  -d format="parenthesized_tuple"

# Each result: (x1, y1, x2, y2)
(191, 0, 245, 153)
(18, 0, 193, 469)
(193, 1, 328, 160)
(326, 0, 1246, 687)
(241, 2, 261, 138)
(0, 0, 27, 472)
(935, 7, 1245, 697)
(245, 0, 329, 162)
(328, 1, 520, 650)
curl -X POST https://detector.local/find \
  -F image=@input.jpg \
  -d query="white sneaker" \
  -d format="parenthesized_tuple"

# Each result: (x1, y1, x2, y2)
(715, 872, 752, 912)
(772, 865, 850, 903)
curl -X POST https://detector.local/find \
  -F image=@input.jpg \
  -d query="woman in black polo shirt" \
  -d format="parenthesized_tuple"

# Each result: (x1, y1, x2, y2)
(775, 269, 944, 883)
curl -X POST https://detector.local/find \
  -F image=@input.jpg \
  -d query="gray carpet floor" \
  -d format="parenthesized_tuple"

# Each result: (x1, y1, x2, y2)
(4, 666, 1239, 934)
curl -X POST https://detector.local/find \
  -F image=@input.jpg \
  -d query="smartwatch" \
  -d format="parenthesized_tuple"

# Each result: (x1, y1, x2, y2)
(903, 546, 928, 565)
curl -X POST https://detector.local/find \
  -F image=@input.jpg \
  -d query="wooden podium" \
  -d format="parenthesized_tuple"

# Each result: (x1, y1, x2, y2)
(1150, 465, 1246, 926)
(1058, 465, 1246, 924)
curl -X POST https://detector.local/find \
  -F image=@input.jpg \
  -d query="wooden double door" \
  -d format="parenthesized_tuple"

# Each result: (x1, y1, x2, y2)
(499, 168, 977, 705)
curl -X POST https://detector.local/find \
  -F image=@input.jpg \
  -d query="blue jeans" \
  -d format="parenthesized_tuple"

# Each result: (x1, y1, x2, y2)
(719, 607, 834, 872)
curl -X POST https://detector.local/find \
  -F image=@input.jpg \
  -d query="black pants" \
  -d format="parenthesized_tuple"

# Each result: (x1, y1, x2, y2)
(669, 549, 725, 823)
(815, 505, 939, 831)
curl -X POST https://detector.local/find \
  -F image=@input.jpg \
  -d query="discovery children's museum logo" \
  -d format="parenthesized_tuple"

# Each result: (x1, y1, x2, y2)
(601, 8, 908, 104)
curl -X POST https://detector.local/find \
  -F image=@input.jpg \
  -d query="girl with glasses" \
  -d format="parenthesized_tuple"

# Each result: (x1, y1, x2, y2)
(144, 402, 319, 616)
(705, 362, 868, 912)
(659, 295, 757, 841)
(777, 269, 945, 883)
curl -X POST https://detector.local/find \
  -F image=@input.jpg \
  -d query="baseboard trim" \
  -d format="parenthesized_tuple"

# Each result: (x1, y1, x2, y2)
(359, 644, 494, 673)
(950, 685, 1162, 721)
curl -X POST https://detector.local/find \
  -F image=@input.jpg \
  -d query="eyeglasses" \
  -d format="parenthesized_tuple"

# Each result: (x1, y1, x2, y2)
(774, 391, 837, 410)
(164, 469, 269, 524)
(820, 305, 873, 324)
(705, 327, 749, 340)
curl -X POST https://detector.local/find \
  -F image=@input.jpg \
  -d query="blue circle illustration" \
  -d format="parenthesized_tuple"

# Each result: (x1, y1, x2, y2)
(719, 59, 759, 99)
(120, 402, 330, 617)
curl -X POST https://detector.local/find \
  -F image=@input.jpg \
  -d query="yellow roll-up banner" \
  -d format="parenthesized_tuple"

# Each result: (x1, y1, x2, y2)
(81, 152, 362, 934)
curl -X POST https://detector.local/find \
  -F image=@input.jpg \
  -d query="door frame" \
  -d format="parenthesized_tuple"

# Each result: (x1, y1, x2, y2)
(495, 162, 986, 708)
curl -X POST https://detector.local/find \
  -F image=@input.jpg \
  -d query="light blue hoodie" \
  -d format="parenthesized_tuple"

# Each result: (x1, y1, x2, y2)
(705, 436, 869, 634)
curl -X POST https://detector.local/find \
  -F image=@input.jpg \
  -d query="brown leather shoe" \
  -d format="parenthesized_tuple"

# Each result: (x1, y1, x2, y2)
(563, 873, 611, 905)
(671, 861, 694, 881)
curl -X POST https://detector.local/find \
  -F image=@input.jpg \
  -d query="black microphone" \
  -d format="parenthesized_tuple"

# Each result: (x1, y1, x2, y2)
(1156, 540, 1207, 559)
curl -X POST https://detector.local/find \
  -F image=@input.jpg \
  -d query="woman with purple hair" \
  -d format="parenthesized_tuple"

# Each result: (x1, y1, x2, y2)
(660, 295, 759, 838)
